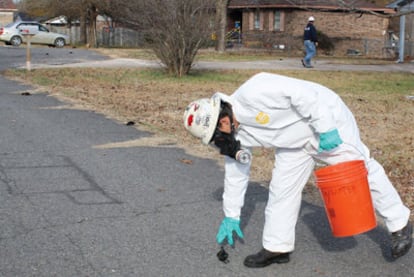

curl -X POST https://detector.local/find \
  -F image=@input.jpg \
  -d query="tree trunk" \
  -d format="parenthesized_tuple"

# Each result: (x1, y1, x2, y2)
(87, 6, 98, 48)
(80, 11, 87, 45)
(216, 0, 228, 53)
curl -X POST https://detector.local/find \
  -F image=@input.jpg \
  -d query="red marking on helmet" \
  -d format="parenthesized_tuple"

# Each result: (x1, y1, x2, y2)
(187, 114, 194, 126)
(193, 104, 200, 111)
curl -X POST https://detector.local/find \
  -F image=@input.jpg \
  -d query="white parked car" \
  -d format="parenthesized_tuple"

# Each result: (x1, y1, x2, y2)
(0, 21, 69, 48)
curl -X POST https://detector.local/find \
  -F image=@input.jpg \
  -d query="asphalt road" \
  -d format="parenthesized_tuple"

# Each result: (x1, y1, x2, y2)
(0, 45, 108, 71)
(0, 45, 413, 276)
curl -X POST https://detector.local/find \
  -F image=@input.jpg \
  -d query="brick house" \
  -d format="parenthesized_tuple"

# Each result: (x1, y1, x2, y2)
(227, 0, 395, 57)
(0, 0, 17, 27)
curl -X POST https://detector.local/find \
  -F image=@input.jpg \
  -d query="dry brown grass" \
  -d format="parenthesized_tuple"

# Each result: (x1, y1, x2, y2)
(4, 63, 414, 219)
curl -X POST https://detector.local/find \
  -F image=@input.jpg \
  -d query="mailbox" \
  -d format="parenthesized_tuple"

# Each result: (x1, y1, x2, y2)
(19, 25, 39, 36)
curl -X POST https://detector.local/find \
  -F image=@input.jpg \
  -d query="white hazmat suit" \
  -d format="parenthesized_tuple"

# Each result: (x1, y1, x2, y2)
(219, 72, 410, 253)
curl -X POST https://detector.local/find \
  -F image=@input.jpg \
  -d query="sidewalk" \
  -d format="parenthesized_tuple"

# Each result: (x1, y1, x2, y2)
(30, 56, 414, 73)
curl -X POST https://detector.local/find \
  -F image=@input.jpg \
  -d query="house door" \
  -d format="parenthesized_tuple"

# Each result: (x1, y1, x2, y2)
(227, 9, 242, 46)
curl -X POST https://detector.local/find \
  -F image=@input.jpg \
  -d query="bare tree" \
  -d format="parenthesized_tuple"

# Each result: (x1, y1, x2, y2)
(116, 0, 216, 77)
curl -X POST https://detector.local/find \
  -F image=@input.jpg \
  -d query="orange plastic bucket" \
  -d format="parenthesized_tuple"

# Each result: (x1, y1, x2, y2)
(314, 160, 377, 237)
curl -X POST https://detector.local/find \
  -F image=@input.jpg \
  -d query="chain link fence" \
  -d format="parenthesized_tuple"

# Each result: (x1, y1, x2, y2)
(48, 26, 144, 48)
(228, 32, 414, 59)
(47, 25, 414, 60)
(98, 27, 144, 48)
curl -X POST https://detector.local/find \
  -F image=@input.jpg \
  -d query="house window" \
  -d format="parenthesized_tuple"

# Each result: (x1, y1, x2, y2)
(249, 10, 264, 30)
(254, 10, 260, 30)
(274, 11, 281, 31)
(269, 10, 285, 32)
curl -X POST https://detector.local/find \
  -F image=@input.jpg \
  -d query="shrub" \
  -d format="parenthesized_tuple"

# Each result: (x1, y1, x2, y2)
(317, 30, 335, 55)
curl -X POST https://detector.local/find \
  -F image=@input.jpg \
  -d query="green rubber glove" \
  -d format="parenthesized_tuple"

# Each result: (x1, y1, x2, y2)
(318, 128, 343, 152)
(216, 217, 244, 246)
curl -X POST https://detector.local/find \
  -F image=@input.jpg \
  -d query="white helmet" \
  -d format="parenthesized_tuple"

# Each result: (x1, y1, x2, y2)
(308, 16, 315, 22)
(183, 95, 221, 145)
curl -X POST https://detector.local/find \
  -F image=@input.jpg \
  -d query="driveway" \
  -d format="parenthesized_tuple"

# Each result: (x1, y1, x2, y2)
(0, 45, 413, 276)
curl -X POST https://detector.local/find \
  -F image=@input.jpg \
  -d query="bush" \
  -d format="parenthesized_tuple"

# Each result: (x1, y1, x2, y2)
(317, 30, 334, 55)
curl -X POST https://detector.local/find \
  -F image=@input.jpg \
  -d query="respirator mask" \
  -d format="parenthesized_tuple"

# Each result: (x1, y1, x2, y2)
(212, 102, 251, 164)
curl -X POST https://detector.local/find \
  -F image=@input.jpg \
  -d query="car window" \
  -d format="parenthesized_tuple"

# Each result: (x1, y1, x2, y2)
(39, 25, 49, 32)
(17, 23, 36, 29)
(16, 23, 27, 29)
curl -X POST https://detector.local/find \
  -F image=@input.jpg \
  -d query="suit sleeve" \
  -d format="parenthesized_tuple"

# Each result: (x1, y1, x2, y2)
(222, 155, 251, 219)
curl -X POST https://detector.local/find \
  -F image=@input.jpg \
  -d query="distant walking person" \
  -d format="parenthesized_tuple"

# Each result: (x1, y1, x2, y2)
(302, 16, 318, 68)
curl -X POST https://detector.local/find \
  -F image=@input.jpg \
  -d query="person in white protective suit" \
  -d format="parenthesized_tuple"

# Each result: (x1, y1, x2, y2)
(183, 72, 412, 268)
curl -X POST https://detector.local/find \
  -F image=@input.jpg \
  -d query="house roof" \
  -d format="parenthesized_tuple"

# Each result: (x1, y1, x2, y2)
(387, 0, 414, 10)
(0, 0, 17, 10)
(228, 0, 393, 13)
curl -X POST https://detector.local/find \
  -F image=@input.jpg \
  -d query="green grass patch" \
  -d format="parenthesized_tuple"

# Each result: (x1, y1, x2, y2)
(6, 68, 413, 97)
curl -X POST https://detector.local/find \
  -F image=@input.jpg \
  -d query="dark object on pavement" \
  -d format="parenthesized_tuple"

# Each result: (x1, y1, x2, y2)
(217, 246, 229, 263)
